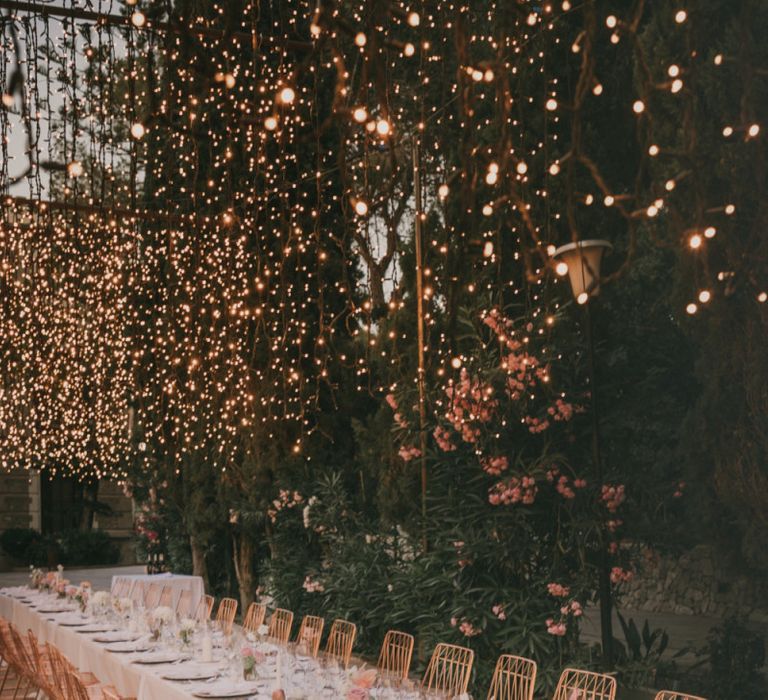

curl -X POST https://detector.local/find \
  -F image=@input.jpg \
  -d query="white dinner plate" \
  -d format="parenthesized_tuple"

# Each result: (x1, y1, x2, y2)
(76, 626, 116, 634)
(93, 633, 141, 644)
(38, 607, 76, 614)
(58, 620, 88, 627)
(162, 669, 219, 681)
(105, 642, 150, 653)
(132, 652, 185, 665)
(191, 683, 261, 698)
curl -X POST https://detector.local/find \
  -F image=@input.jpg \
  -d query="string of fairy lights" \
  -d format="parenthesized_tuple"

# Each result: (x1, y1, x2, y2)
(0, 0, 764, 479)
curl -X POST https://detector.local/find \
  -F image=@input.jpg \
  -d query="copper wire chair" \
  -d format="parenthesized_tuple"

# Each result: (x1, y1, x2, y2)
(421, 642, 475, 696)
(486, 654, 537, 700)
(243, 602, 267, 634)
(158, 585, 174, 609)
(654, 693, 708, 700)
(195, 594, 215, 622)
(267, 608, 294, 644)
(377, 630, 414, 681)
(143, 582, 163, 609)
(128, 581, 145, 606)
(551, 668, 617, 700)
(215, 598, 239, 634)
(325, 619, 357, 668)
(176, 589, 192, 618)
(295, 615, 325, 657)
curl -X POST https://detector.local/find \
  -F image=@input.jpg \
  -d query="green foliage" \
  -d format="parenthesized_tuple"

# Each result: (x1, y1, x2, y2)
(0, 528, 42, 562)
(54, 529, 120, 566)
(615, 612, 670, 687)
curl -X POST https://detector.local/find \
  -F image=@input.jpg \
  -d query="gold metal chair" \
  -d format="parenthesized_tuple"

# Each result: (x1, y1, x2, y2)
(486, 654, 537, 700)
(325, 619, 357, 668)
(143, 582, 163, 609)
(377, 630, 414, 681)
(267, 608, 294, 644)
(243, 602, 267, 634)
(195, 594, 215, 621)
(215, 598, 239, 634)
(176, 590, 192, 618)
(295, 615, 325, 657)
(551, 668, 617, 700)
(654, 693, 708, 700)
(421, 642, 475, 696)
(158, 585, 174, 609)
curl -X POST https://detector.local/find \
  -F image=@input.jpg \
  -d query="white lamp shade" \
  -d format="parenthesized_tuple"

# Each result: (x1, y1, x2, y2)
(552, 239, 612, 303)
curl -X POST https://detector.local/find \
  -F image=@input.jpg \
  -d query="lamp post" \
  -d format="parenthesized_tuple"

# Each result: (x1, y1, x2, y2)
(551, 239, 615, 666)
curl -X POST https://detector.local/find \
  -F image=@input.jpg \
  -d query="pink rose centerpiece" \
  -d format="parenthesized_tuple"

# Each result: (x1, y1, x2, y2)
(241, 646, 265, 680)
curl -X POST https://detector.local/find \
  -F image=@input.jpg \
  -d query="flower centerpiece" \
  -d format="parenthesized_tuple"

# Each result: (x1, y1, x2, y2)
(74, 586, 89, 613)
(148, 605, 174, 642)
(29, 566, 44, 590)
(178, 618, 196, 648)
(346, 669, 377, 700)
(241, 646, 264, 681)
(56, 580, 68, 599)
(113, 597, 133, 617)
(92, 590, 111, 611)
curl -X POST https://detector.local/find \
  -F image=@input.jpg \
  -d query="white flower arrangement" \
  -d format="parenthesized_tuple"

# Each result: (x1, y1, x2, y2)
(113, 596, 133, 615)
(257, 623, 269, 636)
(92, 591, 111, 609)
(151, 606, 174, 625)
(178, 617, 196, 645)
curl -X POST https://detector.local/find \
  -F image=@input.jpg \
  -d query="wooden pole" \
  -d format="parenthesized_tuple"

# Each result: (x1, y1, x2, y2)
(412, 138, 428, 551)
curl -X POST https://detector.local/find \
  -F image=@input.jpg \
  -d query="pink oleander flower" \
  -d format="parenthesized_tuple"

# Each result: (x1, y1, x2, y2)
(385, 393, 398, 410)
(610, 566, 634, 585)
(546, 618, 567, 636)
(433, 425, 457, 452)
(459, 620, 481, 637)
(398, 445, 422, 462)
(488, 476, 537, 506)
(556, 475, 576, 499)
(547, 582, 571, 598)
(492, 604, 506, 621)
(480, 455, 509, 476)
(601, 484, 626, 512)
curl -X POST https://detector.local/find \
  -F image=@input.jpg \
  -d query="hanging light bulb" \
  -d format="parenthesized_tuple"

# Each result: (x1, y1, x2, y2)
(130, 122, 145, 139)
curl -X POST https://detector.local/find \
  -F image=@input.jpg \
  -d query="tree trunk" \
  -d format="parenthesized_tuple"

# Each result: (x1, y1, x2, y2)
(232, 532, 255, 615)
(190, 535, 210, 590)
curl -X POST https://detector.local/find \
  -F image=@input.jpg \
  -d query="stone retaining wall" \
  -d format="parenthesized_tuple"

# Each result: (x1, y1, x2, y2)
(622, 544, 768, 623)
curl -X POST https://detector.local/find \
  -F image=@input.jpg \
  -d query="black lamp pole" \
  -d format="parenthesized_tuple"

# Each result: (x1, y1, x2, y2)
(585, 298, 614, 666)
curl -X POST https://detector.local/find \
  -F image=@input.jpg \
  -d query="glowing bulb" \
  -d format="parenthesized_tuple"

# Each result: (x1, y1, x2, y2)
(404, 42, 415, 57)
(722, 126, 733, 137)
(516, 161, 528, 175)
(668, 64, 680, 77)
(647, 204, 659, 217)
(355, 32, 367, 47)
(633, 100, 645, 114)
(725, 204, 735, 215)
(604, 195, 615, 206)
(577, 292, 589, 305)
(748, 124, 760, 137)
(546, 98, 558, 111)
(264, 116, 278, 131)
(606, 15, 617, 28)
(354, 200, 369, 216)
(555, 261, 569, 276)
(585, 194, 594, 205)
(665, 179, 676, 191)
(689, 234, 702, 249)
(485, 171, 498, 185)
(130, 122, 145, 139)
(704, 226, 716, 238)
(471, 70, 484, 82)
(353, 107, 368, 123)
(483, 241, 494, 257)
(67, 161, 83, 177)
(310, 23, 321, 37)
(482, 204, 493, 216)
(675, 9, 687, 23)
(758, 292, 767, 303)
(671, 79, 683, 93)
(438, 184, 449, 199)
(549, 162, 560, 176)
(686, 303, 697, 315)
(376, 119, 391, 136)
(592, 83, 603, 96)
(562, 0, 571, 9)
(407, 11, 420, 26)
(131, 11, 146, 27)
(451, 357, 462, 369)
(698, 290, 711, 303)
(279, 87, 295, 104)
(714, 54, 723, 65)
(648, 144, 659, 156)
(546, 245, 557, 256)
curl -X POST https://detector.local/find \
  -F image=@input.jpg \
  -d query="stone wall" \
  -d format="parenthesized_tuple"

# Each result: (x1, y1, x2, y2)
(622, 544, 768, 623)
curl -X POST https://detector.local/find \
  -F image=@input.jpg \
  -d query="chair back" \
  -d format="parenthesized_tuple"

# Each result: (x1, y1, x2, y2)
(377, 630, 414, 681)
(64, 666, 91, 700)
(176, 589, 192, 617)
(654, 693, 708, 700)
(551, 668, 617, 700)
(325, 619, 357, 668)
(487, 654, 537, 700)
(102, 687, 123, 700)
(129, 581, 145, 604)
(195, 594, 215, 621)
(158, 585, 174, 609)
(267, 608, 294, 644)
(144, 582, 163, 609)
(296, 615, 324, 657)
(243, 602, 267, 633)
(421, 642, 474, 696)
(215, 597, 239, 634)
(112, 578, 129, 597)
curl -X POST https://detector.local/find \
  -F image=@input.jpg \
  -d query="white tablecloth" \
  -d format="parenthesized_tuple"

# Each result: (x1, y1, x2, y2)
(111, 573, 204, 616)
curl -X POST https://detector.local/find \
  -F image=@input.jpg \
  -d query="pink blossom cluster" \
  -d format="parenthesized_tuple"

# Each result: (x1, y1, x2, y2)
(601, 484, 626, 513)
(524, 415, 550, 434)
(241, 647, 266, 663)
(480, 455, 509, 476)
(302, 575, 324, 593)
(610, 567, 633, 585)
(385, 394, 409, 429)
(606, 519, 623, 533)
(450, 617, 481, 637)
(546, 618, 567, 636)
(560, 600, 583, 617)
(398, 445, 422, 462)
(433, 425, 456, 452)
(267, 489, 304, 523)
(547, 468, 586, 500)
(385, 394, 398, 410)
(547, 398, 575, 422)
(491, 604, 506, 621)
(452, 540, 471, 569)
(547, 582, 571, 598)
(443, 368, 497, 443)
(488, 475, 537, 505)
(673, 480, 686, 498)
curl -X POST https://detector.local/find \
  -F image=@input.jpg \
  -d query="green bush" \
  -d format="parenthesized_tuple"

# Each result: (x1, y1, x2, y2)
(54, 529, 120, 566)
(0, 528, 42, 562)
